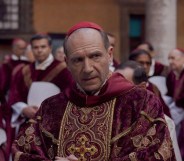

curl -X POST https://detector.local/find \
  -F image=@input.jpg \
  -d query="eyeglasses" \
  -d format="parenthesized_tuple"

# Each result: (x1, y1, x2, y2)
(137, 61, 151, 66)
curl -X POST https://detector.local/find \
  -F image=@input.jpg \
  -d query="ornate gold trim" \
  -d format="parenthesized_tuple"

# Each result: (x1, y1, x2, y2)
(57, 101, 70, 156)
(129, 152, 138, 161)
(140, 111, 166, 124)
(28, 119, 37, 124)
(107, 98, 116, 159)
(14, 151, 23, 161)
(111, 122, 136, 144)
(57, 99, 116, 160)
(158, 136, 172, 161)
(39, 124, 59, 144)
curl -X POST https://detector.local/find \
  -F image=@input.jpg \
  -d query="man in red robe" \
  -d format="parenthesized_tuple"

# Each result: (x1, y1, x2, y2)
(0, 38, 29, 161)
(12, 22, 176, 161)
(136, 42, 169, 77)
(8, 34, 73, 159)
(166, 48, 184, 160)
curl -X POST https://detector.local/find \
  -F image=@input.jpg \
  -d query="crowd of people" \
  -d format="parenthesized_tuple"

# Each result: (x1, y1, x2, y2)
(0, 21, 183, 161)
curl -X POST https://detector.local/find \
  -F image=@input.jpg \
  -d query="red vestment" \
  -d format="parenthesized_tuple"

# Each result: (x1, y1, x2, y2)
(12, 73, 175, 161)
(154, 61, 168, 76)
(8, 59, 73, 106)
(0, 57, 29, 161)
(166, 69, 184, 159)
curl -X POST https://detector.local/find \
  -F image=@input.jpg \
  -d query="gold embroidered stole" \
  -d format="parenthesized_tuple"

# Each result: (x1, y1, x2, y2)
(22, 62, 66, 88)
(57, 99, 116, 161)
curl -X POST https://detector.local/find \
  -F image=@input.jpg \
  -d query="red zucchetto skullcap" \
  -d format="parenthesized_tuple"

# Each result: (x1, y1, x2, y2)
(176, 48, 184, 54)
(67, 21, 103, 36)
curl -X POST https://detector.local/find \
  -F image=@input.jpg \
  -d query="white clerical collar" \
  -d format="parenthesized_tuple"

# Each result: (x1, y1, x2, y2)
(109, 61, 115, 72)
(148, 59, 155, 76)
(35, 54, 54, 70)
(11, 54, 28, 61)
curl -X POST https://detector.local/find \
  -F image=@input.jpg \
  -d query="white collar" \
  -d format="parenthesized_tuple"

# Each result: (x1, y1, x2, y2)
(35, 54, 54, 70)
(109, 61, 115, 72)
(11, 54, 28, 61)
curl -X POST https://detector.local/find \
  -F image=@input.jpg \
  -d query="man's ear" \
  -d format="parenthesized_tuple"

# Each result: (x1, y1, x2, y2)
(108, 46, 113, 62)
(65, 57, 71, 71)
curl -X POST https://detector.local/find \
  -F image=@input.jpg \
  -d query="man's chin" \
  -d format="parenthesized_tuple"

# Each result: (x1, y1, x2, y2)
(83, 87, 100, 95)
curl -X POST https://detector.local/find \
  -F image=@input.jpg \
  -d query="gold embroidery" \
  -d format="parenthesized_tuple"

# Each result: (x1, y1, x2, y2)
(129, 152, 137, 161)
(154, 152, 161, 160)
(48, 145, 54, 159)
(17, 124, 41, 153)
(68, 134, 98, 161)
(34, 136, 42, 145)
(158, 137, 172, 161)
(58, 99, 116, 161)
(24, 143, 31, 153)
(37, 116, 42, 120)
(40, 124, 59, 144)
(25, 126, 35, 135)
(17, 136, 25, 146)
(132, 135, 143, 148)
(147, 124, 157, 136)
(111, 122, 136, 144)
(131, 124, 159, 149)
(28, 119, 37, 124)
(14, 152, 23, 161)
(140, 111, 166, 124)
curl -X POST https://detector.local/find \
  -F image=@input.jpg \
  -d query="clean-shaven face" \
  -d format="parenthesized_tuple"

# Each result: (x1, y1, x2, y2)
(31, 38, 52, 63)
(168, 49, 184, 73)
(66, 29, 113, 94)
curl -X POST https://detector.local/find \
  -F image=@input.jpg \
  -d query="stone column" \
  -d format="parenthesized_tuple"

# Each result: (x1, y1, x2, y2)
(145, 0, 177, 65)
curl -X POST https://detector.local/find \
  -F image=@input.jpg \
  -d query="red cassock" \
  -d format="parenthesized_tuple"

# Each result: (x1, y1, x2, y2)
(0, 58, 29, 161)
(12, 73, 176, 161)
(7, 59, 73, 161)
(166, 69, 184, 159)
(8, 59, 73, 106)
(153, 61, 169, 77)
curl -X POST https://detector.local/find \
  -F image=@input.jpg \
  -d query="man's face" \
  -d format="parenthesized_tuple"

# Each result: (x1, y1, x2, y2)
(168, 49, 184, 73)
(66, 29, 113, 94)
(31, 39, 52, 63)
(135, 54, 151, 75)
(55, 46, 66, 62)
(13, 40, 27, 57)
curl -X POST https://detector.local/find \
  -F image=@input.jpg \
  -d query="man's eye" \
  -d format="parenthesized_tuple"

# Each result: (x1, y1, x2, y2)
(72, 58, 83, 64)
(91, 54, 100, 59)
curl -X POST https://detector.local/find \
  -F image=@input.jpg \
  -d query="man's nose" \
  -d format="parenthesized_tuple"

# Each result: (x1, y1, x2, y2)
(37, 47, 42, 53)
(83, 59, 93, 73)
